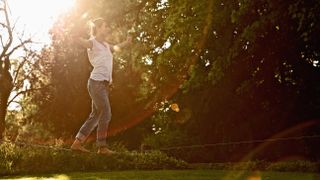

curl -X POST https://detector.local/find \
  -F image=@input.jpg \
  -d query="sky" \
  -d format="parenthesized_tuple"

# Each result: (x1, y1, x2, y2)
(7, 0, 75, 48)
(5, 0, 75, 110)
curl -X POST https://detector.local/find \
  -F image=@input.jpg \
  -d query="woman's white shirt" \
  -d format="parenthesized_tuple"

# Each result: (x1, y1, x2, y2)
(87, 38, 113, 83)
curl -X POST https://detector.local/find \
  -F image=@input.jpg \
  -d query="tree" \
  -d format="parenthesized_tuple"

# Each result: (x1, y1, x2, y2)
(31, 0, 155, 137)
(0, 0, 39, 139)
(142, 0, 320, 161)
(26, 0, 320, 162)
(0, 0, 16, 139)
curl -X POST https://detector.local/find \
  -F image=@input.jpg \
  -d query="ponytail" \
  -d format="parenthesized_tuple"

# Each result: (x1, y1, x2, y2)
(89, 18, 105, 37)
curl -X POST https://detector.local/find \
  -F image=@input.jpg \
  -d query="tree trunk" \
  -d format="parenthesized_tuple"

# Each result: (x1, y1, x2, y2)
(0, 69, 13, 139)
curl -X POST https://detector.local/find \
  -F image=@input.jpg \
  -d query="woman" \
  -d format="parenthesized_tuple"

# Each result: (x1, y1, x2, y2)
(71, 18, 132, 154)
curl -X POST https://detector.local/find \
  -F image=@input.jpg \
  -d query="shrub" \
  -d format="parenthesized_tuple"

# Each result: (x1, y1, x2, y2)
(0, 143, 22, 174)
(266, 160, 319, 172)
(191, 161, 267, 171)
(191, 160, 320, 173)
(0, 142, 189, 175)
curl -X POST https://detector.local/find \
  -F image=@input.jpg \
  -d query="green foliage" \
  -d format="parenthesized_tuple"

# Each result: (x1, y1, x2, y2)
(2, 141, 319, 176)
(14, 122, 54, 144)
(192, 161, 267, 171)
(0, 143, 22, 174)
(266, 161, 319, 173)
(142, 101, 193, 149)
(142, 0, 320, 162)
(0, 143, 188, 175)
(16, 0, 320, 163)
(5, 102, 55, 145)
(193, 160, 320, 173)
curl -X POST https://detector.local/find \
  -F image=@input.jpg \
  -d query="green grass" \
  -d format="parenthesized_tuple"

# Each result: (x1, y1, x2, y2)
(1, 170, 319, 180)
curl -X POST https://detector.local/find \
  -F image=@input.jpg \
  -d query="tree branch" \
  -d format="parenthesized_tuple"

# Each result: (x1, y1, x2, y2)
(0, 35, 4, 47)
(0, 22, 7, 28)
(0, 0, 13, 60)
(7, 85, 52, 106)
(7, 39, 33, 57)
(13, 57, 28, 85)
(11, 17, 20, 32)
(13, 50, 37, 85)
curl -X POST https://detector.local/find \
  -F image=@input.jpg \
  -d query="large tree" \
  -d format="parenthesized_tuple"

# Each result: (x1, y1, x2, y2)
(31, 0, 157, 137)
(28, 0, 320, 162)
(0, 0, 45, 139)
(141, 0, 320, 161)
(0, 0, 33, 139)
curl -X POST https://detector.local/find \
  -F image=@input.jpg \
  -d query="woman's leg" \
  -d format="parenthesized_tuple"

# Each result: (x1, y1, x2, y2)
(78, 79, 111, 147)
(71, 80, 101, 152)
(71, 99, 97, 152)
(72, 79, 112, 152)
(75, 101, 98, 142)
(95, 87, 111, 147)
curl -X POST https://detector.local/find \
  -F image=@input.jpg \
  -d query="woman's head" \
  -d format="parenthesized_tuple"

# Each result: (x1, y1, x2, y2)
(90, 18, 110, 37)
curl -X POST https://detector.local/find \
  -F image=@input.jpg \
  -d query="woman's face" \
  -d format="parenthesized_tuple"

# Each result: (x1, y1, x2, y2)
(97, 22, 111, 37)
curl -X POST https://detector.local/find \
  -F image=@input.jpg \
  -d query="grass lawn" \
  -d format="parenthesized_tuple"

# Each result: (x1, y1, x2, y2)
(1, 170, 319, 180)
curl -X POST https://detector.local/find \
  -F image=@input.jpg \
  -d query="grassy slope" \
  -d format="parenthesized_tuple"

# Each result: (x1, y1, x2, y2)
(1, 170, 319, 180)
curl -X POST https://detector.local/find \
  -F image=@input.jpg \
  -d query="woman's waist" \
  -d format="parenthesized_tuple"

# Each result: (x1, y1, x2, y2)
(91, 66, 112, 72)
(89, 78, 110, 85)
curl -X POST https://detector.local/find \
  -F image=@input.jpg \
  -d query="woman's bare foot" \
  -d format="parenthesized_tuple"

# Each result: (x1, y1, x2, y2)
(70, 139, 90, 153)
(97, 147, 115, 155)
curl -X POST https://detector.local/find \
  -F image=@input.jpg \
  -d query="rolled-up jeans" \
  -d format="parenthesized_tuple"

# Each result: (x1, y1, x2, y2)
(75, 78, 111, 147)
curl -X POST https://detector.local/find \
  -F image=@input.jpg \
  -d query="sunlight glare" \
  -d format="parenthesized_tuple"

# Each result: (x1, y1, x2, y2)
(6, 0, 75, 111)
(15, 174, 70, 180)
(8, 0, 75, 45)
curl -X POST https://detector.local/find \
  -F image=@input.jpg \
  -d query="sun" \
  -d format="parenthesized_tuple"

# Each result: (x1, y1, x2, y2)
(8, 0, 75, 45)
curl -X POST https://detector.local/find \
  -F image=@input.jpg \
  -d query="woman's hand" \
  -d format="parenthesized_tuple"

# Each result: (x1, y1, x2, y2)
(126, 36, 133, 44)
(113, 35, 133, 52)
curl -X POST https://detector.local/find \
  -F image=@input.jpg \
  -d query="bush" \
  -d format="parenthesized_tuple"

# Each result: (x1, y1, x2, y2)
(0, 142, 189, 175)
(191, 160, 320, 173)
(266, 160, 319, 172)
(0, 143, 22, 174)
(191, 161, 267, 171)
